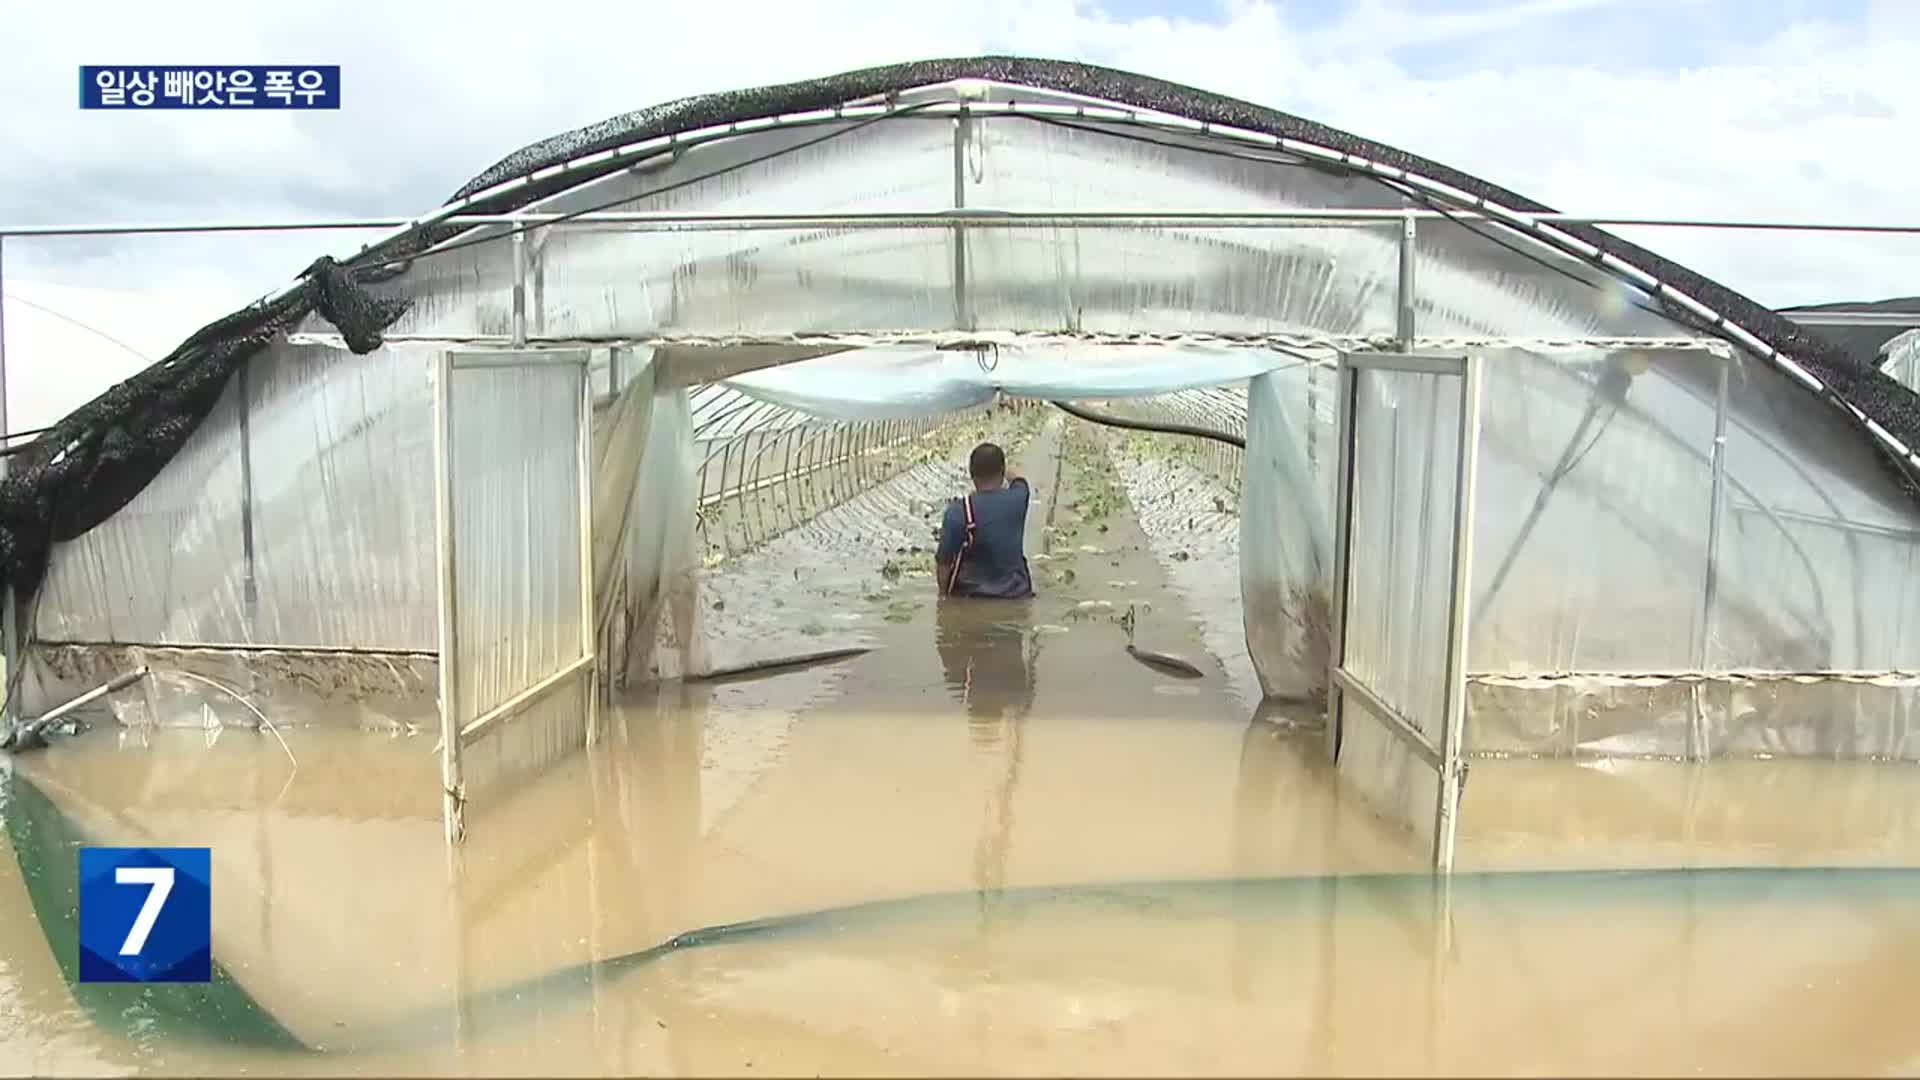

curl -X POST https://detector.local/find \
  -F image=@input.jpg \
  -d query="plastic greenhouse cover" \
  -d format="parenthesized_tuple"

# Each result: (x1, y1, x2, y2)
(721, 341, 1312, 419)
(1887, 330, 1920, 393)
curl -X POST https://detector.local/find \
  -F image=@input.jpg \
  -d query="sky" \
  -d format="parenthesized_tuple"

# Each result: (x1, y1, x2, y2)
(0, 0, 1914, 429)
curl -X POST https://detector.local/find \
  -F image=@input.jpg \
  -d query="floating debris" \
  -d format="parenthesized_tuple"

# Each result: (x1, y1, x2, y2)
(691, 646, 874, 683)
(1127, 645, 1206, 679)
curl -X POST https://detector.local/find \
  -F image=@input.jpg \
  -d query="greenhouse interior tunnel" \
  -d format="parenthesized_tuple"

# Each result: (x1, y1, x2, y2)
(3, 55, 1920, 883)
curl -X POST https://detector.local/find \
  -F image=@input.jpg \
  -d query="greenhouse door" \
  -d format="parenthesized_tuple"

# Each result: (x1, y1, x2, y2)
(433, 347, 597, 847)
(1326, 352, 1481, 872)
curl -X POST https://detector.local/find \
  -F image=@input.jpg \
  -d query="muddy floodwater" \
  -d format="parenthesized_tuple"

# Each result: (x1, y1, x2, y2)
(7, 417, 1920, 1077)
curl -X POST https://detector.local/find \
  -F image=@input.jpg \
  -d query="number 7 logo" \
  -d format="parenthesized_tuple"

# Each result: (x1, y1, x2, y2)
(78, 847, 212, 983)
(114, 866, 175, 956)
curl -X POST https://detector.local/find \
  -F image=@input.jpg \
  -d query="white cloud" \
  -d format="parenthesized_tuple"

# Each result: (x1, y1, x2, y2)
(1, 0, 1914, 427)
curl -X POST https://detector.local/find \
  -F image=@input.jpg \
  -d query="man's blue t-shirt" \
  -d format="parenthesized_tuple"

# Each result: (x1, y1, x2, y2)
(937, 478, 1034, 599)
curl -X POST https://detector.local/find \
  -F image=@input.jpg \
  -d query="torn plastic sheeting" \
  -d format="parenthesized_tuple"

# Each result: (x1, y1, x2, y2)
(720, 341, 1309, 420)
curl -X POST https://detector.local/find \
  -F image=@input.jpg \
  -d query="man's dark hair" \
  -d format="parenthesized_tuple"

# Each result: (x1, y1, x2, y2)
(969, 442, 1007, 482)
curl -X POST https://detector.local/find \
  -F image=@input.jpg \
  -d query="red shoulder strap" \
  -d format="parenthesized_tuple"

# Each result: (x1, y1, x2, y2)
(947, 495, 977, 595)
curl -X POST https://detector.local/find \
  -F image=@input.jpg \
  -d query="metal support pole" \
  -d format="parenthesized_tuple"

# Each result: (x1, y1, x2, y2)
(510, 231, 529, 348)
(827, 425, 846, 507)
(433, 351, 465, 848)
(237, 361, 259, 627)
(780, 430, 798, 530)
(1434, 355, 1482, 874)
(1324, 361, 1359, 762)
(952, 108, 974, 332)
(716, 437, 739, 554)
(1700, 355, 1730, 661)
(1304, 363, 1319, 481)
(1397, 212, 1418, 349)
(22, 667, 147, 732)
(578, 354, 599, 745)
(746, 431, 769, 549)
(0, 236, 13, 699)
(531, 228, 548, 340)
(1693, 353, 1731, 762)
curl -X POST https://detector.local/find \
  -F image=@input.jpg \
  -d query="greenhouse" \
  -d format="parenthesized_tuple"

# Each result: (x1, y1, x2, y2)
(4, 56, 1918, 871)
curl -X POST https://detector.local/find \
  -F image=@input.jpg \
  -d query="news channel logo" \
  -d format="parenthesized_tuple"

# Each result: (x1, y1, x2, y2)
(77, 847, 212, 984)
(78, 66, 340, 110)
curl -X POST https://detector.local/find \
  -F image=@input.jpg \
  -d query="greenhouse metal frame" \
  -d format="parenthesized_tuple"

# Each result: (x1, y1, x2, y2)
(1, 58, 1917, 864)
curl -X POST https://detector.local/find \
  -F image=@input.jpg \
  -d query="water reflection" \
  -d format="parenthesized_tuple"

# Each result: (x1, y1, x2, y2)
(932, 598, 1044, 905)
(933, 598, 1038, 748)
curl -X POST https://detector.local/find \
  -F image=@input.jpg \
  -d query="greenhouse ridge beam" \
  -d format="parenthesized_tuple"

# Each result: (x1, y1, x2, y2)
(6, 210, 1920, 238)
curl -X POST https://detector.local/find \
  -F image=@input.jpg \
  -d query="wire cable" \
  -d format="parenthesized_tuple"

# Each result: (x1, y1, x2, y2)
(1048, 398, 1247, 448)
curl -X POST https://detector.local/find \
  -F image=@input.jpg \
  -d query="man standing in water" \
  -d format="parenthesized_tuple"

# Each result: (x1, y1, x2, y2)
(936, 442, 1035, 599)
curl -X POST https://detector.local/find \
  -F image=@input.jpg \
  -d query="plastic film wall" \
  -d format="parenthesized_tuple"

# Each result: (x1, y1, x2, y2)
(1461, 344, 1920, 679)
(35, 341, 438, 652)
(1460, 342, 1920, 759)
(1214, 338, 1920, 769)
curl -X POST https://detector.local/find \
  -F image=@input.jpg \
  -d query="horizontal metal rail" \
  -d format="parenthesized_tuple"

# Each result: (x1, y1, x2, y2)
(458, 652, 595, 746)
(1331, 667, 1443, 770)
(1780, 312, 1920, 329)
(283, 329, 1720, 352)
(5, 208, 1920, 238)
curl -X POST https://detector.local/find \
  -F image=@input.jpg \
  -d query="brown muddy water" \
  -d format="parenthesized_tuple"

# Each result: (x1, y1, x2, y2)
(7, 416, 1920, 1077)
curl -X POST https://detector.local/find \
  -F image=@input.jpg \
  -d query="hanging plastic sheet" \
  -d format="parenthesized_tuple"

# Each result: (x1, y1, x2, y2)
(601, 383, 701, 686)
(590, 346, 659, 655)
(1239, 362, 1334, 701)
(722, 340, 1313, 419)
(724, 348, 985, 419)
